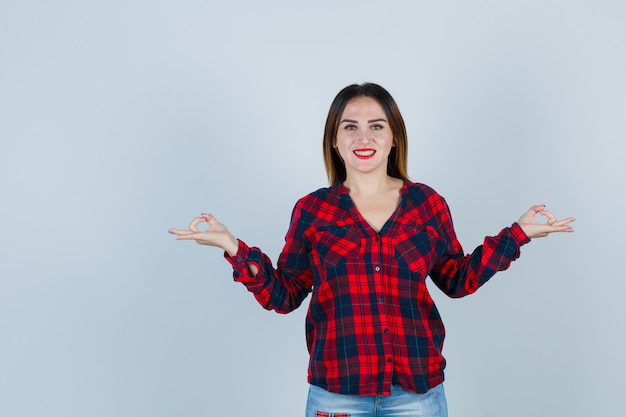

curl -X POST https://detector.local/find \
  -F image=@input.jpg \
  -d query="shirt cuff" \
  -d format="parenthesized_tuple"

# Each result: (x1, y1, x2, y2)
(223, 239, 262, 282)
(224, 239, 249, 267)
(510, 222, 531, 246)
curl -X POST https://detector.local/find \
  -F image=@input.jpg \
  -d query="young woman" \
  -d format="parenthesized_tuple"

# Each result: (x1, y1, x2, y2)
(169, 83, 574, 417)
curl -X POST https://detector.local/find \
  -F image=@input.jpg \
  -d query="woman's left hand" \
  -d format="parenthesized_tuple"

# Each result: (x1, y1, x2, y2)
(518, 205, 575, 239)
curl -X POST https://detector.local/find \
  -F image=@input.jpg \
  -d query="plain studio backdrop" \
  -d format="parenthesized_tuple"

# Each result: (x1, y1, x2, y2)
(1, 1, 624, 416)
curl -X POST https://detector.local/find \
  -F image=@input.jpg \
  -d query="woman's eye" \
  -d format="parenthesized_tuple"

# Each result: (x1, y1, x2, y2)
(344, 125, 357, 131)
(371, 124, 383, 131)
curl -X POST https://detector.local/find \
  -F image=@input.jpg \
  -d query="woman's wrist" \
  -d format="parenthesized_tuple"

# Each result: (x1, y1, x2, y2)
(223, 235, 240, 257)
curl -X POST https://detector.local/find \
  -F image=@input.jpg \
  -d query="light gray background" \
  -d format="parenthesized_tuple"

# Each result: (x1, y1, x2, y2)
(1, 1, 624, 416)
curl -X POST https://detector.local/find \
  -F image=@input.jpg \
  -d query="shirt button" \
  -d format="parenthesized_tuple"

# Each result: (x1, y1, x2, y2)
(378, 297, 384, 303)
(237, 257, 244, 262)
(384, 328, 390, 334)
(374, 266, 381, 272)
(387, 358, 393, 363)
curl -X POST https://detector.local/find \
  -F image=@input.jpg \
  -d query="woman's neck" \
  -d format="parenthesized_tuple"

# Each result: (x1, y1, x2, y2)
(343, 173, 402, 197)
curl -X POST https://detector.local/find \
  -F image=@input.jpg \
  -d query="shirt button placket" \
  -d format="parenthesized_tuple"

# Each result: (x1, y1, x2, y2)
(375, 234, 393, 382)
(374, 238, 383, 302)
(374, 232, 393, 375)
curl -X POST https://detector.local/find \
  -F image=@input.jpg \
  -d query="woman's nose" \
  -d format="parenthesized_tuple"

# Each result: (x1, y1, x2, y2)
(356, 130, 371, 143)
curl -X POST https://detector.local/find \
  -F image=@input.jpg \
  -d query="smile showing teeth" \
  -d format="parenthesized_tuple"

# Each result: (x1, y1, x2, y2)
(354, 149, 375, 157)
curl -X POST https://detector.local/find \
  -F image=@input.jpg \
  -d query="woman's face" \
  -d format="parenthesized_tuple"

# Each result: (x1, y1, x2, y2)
(335, 96, 395, 179)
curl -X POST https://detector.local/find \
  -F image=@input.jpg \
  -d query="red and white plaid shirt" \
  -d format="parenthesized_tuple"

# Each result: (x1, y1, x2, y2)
(226, 180, 529, 396)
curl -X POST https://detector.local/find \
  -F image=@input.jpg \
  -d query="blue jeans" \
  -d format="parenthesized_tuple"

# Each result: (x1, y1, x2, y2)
(305, 383, 448, 417)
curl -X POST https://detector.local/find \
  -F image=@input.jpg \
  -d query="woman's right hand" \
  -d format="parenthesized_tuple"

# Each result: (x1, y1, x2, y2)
(169, 213, 240, 256)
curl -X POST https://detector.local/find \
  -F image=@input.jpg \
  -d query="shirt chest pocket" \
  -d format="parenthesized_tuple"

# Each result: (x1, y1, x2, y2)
(313, 225, 360, 268)
(394, 224, 441, 274)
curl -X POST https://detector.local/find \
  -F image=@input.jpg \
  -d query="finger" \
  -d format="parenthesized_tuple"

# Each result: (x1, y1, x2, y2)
(175, 232, 204, 241)
(539, 210, 557, 224)
(519, 205, 544, 224)
(544, 223, 575, 234)
(188, 216, 208, 232)
(551, 217, 576, 227)
(548, 226, 574, 233)
(168, 228, 193, 236)
(201, 213, 219, 226)
(521, 205, 545, 220)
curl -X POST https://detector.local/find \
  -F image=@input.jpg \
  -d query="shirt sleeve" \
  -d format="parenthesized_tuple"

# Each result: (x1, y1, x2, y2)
(428, 198, 531, 298)
(223, 200, 314, 314)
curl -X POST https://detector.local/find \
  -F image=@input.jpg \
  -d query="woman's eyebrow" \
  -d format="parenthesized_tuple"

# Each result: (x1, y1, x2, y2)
(340, 118, 388, 124)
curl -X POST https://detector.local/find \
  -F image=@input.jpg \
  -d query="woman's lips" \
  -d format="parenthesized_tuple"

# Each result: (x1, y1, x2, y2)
(353, 149, 376, 159)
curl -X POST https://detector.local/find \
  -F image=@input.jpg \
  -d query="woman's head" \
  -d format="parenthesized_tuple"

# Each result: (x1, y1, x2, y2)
(323, 83, 409, 185)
